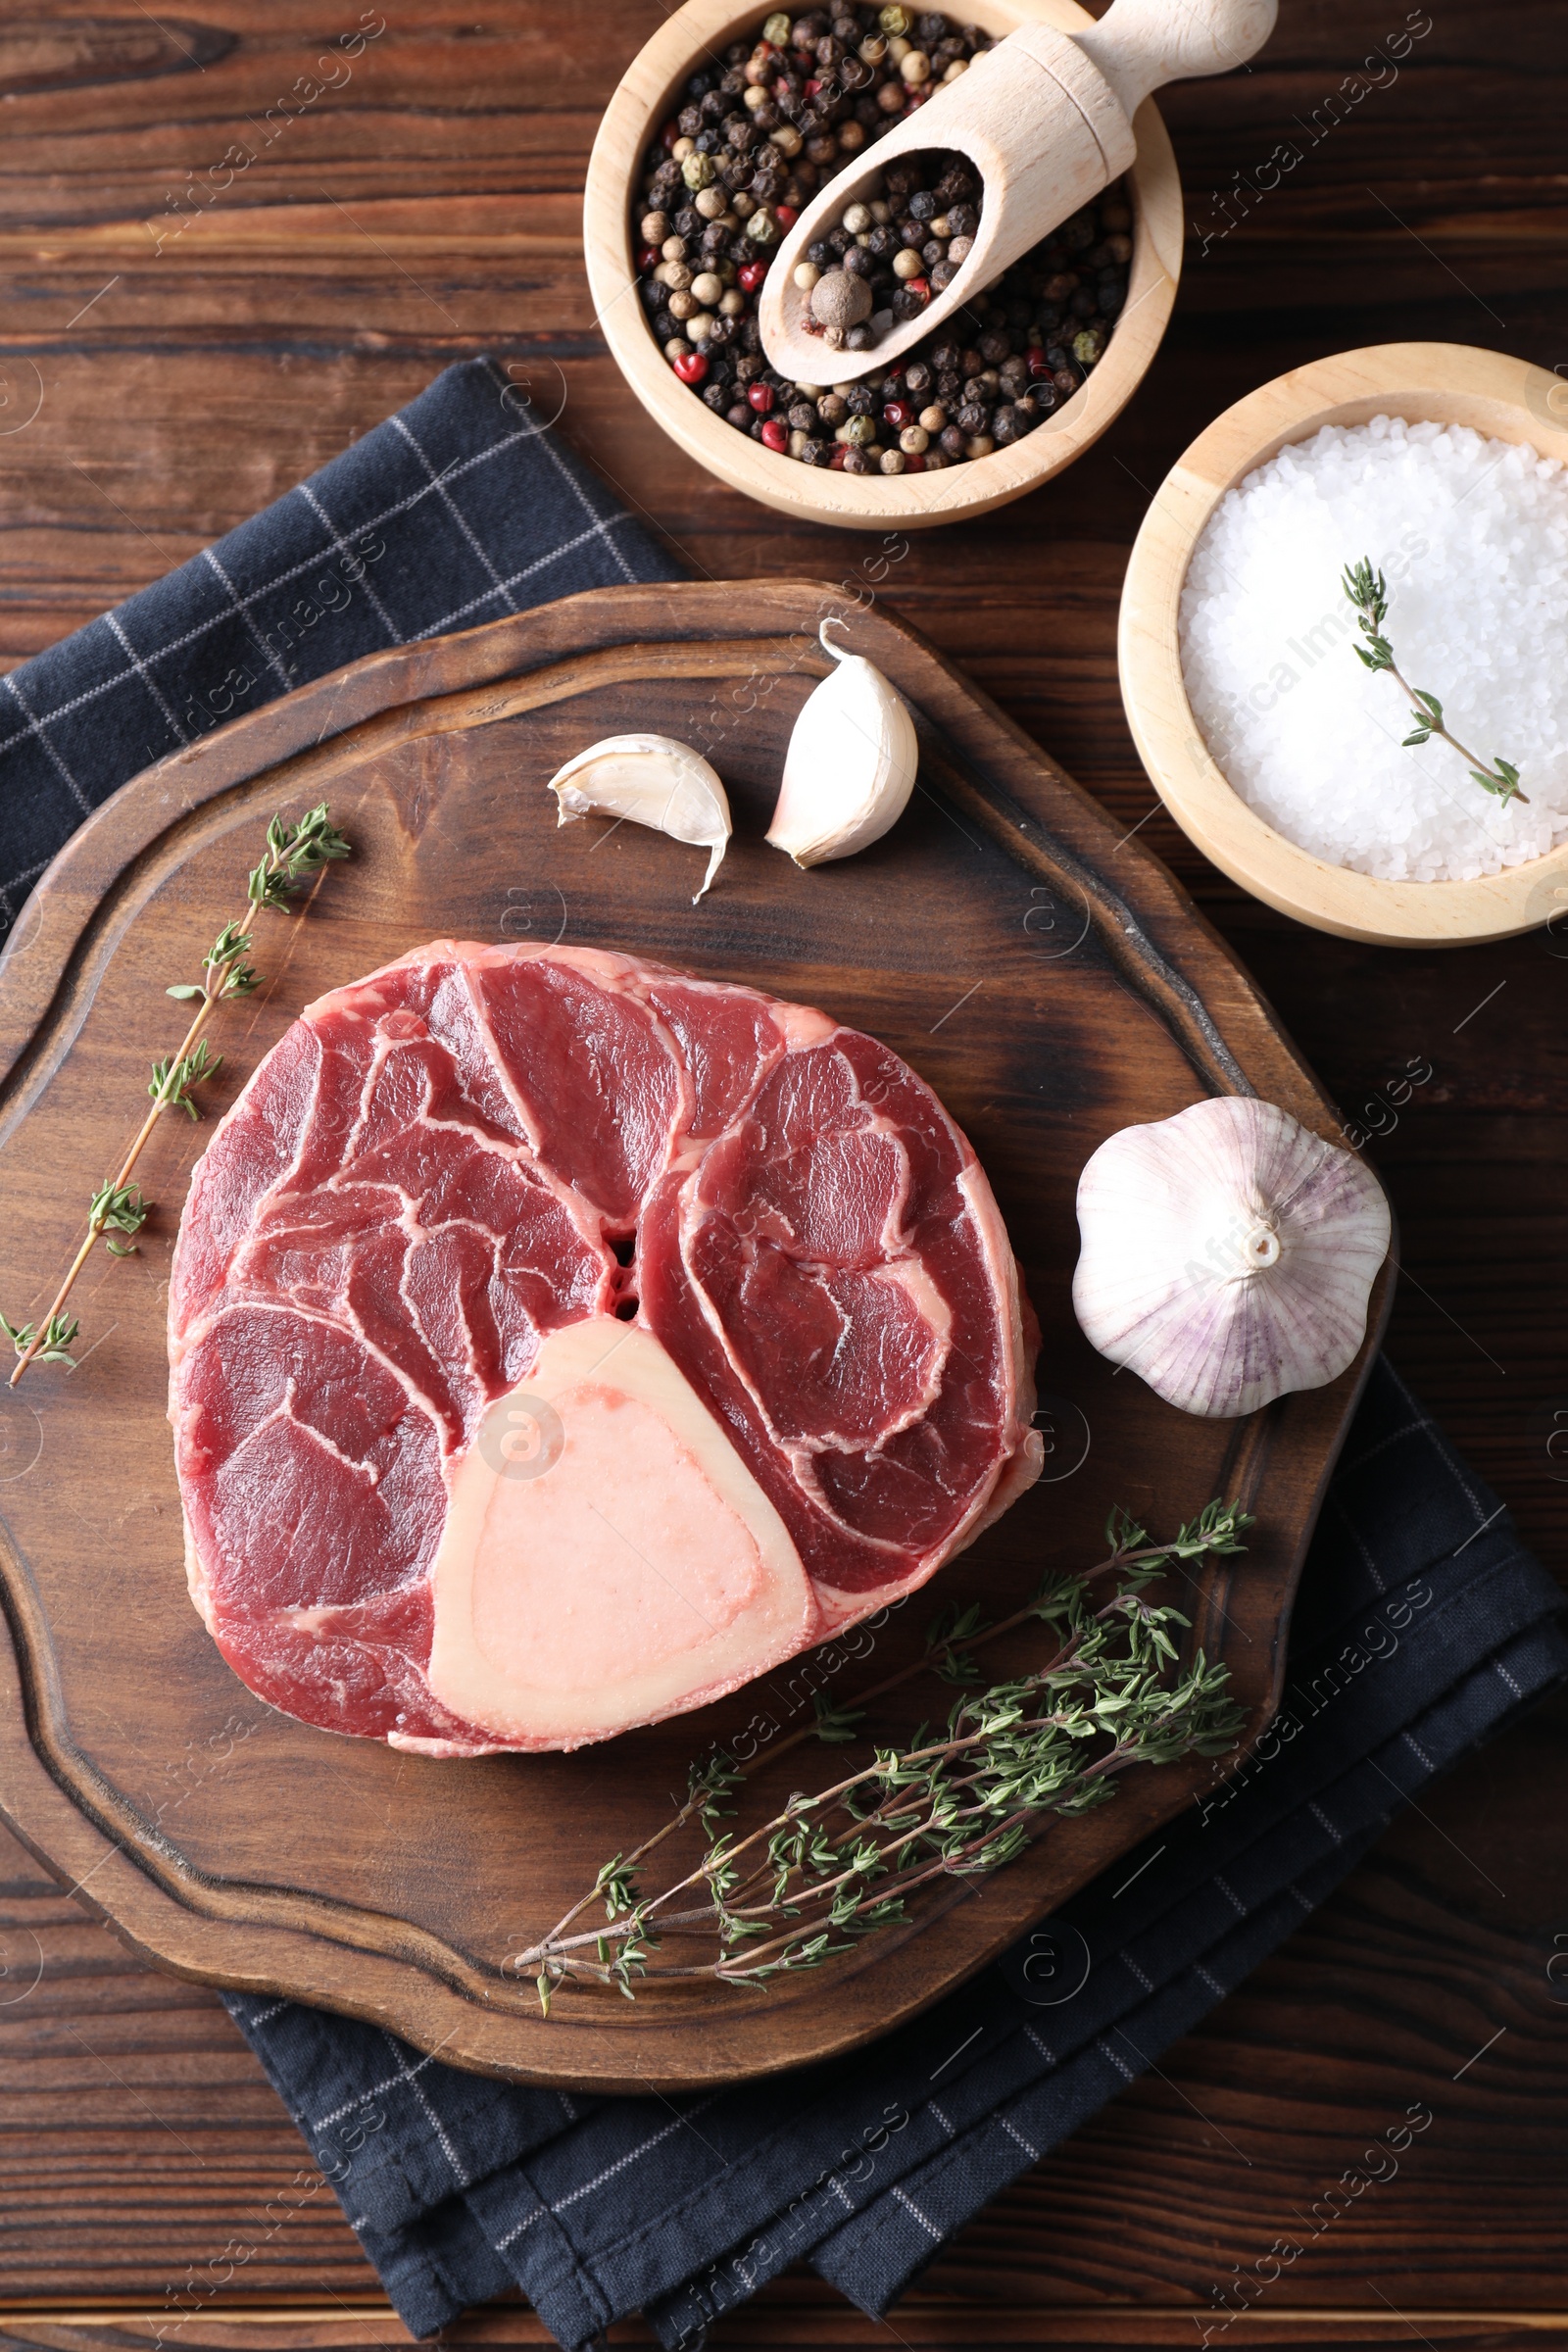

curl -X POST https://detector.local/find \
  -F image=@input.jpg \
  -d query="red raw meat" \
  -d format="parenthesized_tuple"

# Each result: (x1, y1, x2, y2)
(169, 944, 1041, 1754)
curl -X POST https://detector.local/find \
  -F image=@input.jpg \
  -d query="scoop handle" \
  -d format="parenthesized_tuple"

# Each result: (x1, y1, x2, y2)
(1073, 0, 1278, 120)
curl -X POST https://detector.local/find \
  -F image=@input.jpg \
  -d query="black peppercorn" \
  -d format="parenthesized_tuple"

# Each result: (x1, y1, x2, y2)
(904, 359, 932, 395)
(703, 380, 730, 412)
(908, 188, 936, 220)
(677, 104, 703, 136)
(843, 243, 875, 276)
(978, 327, 1011, 365)
(845, 321, 873, 348)
(800, 436, 828, 464)
(956, 400, 987, 434)
(939, 424, 964, 457)
(842, 445, 870, 473)
(726, 402, 752, 429)
(935, 368, 961, 402)
(991, 403, 1021, 444)
(845, 383, 876, 415)
(787, 400, 818, 430)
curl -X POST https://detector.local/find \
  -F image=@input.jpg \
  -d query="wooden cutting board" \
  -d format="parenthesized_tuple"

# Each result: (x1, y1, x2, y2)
(0, 578, 1388, 2093)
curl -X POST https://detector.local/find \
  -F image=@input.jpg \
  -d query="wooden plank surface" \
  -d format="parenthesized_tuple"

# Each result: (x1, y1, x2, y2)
(0, 0, 1564, 2335)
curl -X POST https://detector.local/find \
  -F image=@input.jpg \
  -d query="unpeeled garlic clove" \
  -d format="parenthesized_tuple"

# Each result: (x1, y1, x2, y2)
(1071, 1096, 1390, 1420)
(765, 618, 917, 868)
(547, 735, 731, 903)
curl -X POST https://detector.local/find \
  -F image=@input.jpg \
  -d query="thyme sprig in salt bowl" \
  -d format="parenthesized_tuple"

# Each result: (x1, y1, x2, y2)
(1341, 557, 1527, 808)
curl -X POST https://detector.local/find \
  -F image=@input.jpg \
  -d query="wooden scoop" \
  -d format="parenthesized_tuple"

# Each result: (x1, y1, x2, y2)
(758, 0, 1276, 387)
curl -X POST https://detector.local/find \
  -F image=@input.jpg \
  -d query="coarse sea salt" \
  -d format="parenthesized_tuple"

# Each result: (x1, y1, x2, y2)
(1178, 415, 1568, 883)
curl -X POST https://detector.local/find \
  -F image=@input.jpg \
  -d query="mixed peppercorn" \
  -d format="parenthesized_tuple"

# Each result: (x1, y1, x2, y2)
(800, 151, 982, 351)
(633, 3, 1132, 474)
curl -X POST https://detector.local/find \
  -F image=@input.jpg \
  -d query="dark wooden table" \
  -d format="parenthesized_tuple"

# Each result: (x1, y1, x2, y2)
(1, 3, 1565, 2343)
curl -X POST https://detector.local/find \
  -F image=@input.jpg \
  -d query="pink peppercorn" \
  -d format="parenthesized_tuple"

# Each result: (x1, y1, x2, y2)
(747, 381, 776, 414)
(737, 260, 767, 292)
(672, 352, 710, 384)
(760, 416, 789, 452)
(882, 399, 912, 430)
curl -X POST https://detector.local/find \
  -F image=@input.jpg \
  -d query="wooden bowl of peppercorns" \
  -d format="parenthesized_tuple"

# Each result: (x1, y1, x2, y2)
(584, 0, 1182, 529)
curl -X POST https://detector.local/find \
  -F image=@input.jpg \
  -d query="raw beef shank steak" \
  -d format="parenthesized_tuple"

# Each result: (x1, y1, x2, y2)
(169, 943, 1041, 1754)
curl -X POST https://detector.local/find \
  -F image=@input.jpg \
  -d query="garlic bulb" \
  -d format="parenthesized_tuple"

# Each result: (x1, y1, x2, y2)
(1072, 1096, 1390, 1420)
(547, 735, 731, 903)
(765, 618, 917, 867)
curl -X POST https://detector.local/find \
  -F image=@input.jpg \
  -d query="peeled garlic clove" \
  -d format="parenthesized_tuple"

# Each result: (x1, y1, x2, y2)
(765, 617, 917, 868)
(547, 734, 731, 903)
(1071, 1096, 1390, 1420)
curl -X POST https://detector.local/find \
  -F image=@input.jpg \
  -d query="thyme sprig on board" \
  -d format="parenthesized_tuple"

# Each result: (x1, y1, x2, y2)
(513, 1500, 1252, 2014)
(1342, 558, 1528, 807)
(8, 804, 349, 1386)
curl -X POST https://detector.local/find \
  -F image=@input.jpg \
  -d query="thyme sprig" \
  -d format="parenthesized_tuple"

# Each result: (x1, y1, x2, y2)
(513, 1499, 1252, 2013)
(0, 1310, 80, 1368)
(8, 804, 349, 1387)
(1342, 559, 1528, 807)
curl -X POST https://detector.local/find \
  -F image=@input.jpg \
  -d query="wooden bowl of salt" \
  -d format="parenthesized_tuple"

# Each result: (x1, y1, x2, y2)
(1119, 343, 1568, 946)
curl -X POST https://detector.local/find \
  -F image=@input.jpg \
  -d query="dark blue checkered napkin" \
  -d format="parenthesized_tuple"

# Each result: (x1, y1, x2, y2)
(4, 361, 1561, 2348)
